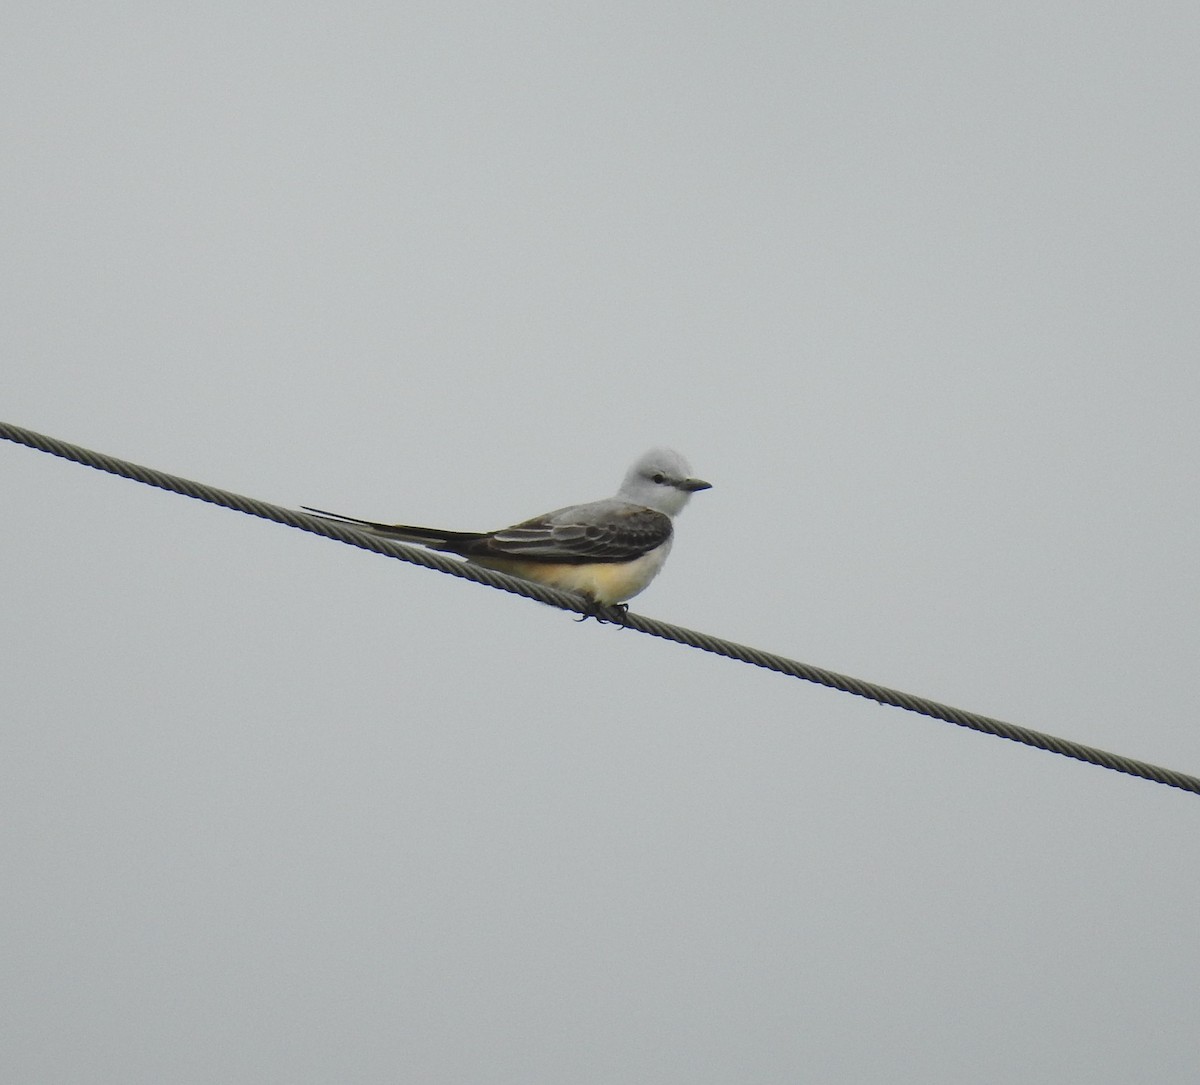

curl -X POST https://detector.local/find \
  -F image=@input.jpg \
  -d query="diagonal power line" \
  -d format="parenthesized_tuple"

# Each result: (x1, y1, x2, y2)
(4, 418, 1198, 796)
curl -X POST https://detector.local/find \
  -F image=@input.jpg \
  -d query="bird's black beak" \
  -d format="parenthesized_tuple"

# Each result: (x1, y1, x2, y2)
(679, 477, 712, 492)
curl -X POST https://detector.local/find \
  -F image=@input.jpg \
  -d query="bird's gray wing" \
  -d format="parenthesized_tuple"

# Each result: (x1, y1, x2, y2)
(469, 500, 673, 565)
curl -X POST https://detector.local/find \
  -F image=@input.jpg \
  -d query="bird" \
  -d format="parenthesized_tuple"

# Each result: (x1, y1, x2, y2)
(303, 448, 711, 607)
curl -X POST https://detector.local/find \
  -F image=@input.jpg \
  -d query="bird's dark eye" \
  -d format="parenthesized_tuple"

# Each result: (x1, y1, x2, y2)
(652, 472, 666, 484)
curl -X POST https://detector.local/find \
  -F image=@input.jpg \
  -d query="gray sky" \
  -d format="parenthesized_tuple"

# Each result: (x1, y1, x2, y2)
(4, 4, 1199, 1082)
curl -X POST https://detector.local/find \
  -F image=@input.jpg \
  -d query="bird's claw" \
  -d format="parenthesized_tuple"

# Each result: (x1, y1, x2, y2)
(574, 601, 630, 626)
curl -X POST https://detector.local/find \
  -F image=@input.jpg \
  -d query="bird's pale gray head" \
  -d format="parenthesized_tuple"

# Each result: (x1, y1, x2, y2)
(618, 448, 712, 516)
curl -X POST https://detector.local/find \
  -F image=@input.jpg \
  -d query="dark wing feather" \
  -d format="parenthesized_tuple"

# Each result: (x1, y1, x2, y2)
(469, 502, 672, 565)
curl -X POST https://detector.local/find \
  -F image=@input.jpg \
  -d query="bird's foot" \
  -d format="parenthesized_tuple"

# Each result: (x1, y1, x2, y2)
(574, 601, 630, 626)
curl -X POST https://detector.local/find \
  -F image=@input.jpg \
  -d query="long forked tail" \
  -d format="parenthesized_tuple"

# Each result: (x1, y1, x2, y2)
(300, 507, 485, 551)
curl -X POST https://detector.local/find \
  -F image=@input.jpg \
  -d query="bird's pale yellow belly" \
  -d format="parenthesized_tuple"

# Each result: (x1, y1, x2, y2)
(471, 541, 672, 605)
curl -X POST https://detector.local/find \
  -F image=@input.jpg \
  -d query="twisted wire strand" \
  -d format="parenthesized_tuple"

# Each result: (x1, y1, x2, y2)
(4, 419, 1197, 796)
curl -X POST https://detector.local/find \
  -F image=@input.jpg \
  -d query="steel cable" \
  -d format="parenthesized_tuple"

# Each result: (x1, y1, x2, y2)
(4, 419, 1197, 796)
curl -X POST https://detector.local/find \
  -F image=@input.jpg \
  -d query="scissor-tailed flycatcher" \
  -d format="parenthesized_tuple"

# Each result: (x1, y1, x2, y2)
(303, 448, 711, 606)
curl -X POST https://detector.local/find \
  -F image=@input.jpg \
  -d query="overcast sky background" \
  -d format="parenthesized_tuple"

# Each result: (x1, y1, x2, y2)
(4, 4, 1199, 1083)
